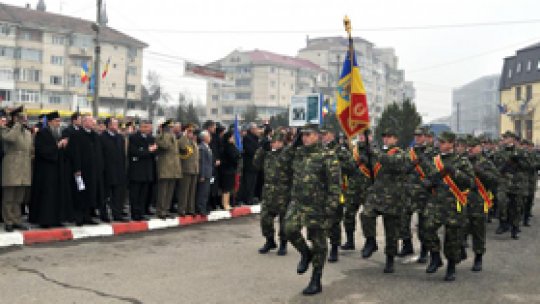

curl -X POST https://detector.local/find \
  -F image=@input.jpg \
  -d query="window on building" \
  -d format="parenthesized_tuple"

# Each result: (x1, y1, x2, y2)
(270, 80, 276, 87)
(222, 92, 235, 101)
(112, 83, 116, 88)
(526, 85, 533, 101)
(0, 89, 11, 102)
(128, 47, 137, 58)
(17, 90, 40, 102)
(127, 66, 137, 75)
(526, 119, 533, 141)
(50, 76, 62, 85)
(514, 120, 522, 137)
(516, 86, 522, 100)
(212, 82, 220, 89)
(508, 68, 512, 79)
(211, 108, 218, 115)
(290, 84, 294, 91)
(235, 92, 251, 100)
(0, 46, 14, 57)
(51, 35, 65, 45)
(48, 95, 62, 104)
(211, 95, 219, 101)
(223, 106, 233, 114)
(527, 60, 532, 71)
(19, 48, 42, 62)
(0, 69, 13, 81)
(68, 74, 82, 87)
(270, 67, 276, 73)
(127, 84, 136, 92)
(51, 55, 64, 65)
(15, 68, 41, 82)
(113, 63, 117, 69)
(516, 62, 522, 73)
(235, 79, 251, 86)
(0, 24, 10, 36)
(20, 31, 32, 40)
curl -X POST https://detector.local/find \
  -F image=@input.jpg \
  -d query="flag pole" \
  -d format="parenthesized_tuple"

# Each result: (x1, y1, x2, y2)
(343, 16, 374, 183)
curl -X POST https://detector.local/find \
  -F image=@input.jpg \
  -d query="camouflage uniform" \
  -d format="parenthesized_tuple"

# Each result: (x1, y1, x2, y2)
(524, 145, 538, 224)
(466, 151, 499, 256)
(423, 149, 474, 262)
(364, 144, 408, 257)
(253, 144, 288, 243)
(345, 142, 372, 235)
(284, 143, 341, 271)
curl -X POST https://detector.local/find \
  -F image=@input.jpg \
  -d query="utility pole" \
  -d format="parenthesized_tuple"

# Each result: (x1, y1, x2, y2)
(92, 0, 102, 117)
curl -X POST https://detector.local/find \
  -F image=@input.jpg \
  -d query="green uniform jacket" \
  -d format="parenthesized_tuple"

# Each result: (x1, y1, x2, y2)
(1, 123, 33, 187)
(494, 145, 531, 195)
(253, 146, 288, 204)
(156, 131, 182, 179)
(468, 154, 499, 216)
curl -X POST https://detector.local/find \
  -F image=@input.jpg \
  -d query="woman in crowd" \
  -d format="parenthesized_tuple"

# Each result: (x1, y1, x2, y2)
(219, 131, 241, 211)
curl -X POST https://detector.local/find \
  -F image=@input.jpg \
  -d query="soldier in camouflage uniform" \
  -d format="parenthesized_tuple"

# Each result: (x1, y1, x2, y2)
(522, 140, 538, 227)
(342, 131, 373, 252)
(465, 137, 499, 272)
(481, 136, 498, 223)
(421, 131, 474, 281)
(493, 131, 530, 239)
(364, 128, 408, 273)
(254, 132, 289, 255)
(321, 128, 358, 263)
(284, 125, 341, 295)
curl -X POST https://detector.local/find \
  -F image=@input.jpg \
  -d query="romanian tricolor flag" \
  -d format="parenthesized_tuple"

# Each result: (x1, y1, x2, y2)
(102, 58, 111, 79)
(80, 62, 90, 83)
(336, 51, 370, 138)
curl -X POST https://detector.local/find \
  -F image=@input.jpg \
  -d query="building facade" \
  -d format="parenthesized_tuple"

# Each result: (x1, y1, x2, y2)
(451, 74, 500, 137)
(500, 43, 540, 144)
(297, 36, 415, 126)
(0, 2, 147, 118)
(206, 49, 327, 124)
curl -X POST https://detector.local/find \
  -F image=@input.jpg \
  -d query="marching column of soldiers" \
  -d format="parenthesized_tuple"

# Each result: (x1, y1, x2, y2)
(255, 124, 539, 296)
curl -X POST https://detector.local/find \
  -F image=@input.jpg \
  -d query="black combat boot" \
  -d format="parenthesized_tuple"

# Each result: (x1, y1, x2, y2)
(383, 255, 395, 273)
(297, 248, 313, 274)
(523, 211, 531, 227)
(277, 240, 287, 256)
(361, 237, 378, 259)
(327, 244, 339, 263)
(511, 226, 519, 240)
(444, 260, 456, 281)
(258, 237, 277, 254)
(341, 230, 355, 250)
(417, 245, 428, 264)
(495, 220, 509, 234)
(426, 251, 443, 273)
(397, 238, 414, 257)
(460, 246, 467, 262)
(302, 267, 322, 295)
(471, 254, 482, 272)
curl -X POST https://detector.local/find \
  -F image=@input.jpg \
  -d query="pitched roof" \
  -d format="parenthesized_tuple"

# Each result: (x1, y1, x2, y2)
(0, 3, 147, 48)
(246, 49, 324, 71)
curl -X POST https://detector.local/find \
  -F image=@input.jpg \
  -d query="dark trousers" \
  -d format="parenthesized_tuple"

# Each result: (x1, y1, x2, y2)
(104, 184, 125, 219)
(240, 171, 258, 205)
(130, 182, 150, 220)
(196, 179, 211, 214)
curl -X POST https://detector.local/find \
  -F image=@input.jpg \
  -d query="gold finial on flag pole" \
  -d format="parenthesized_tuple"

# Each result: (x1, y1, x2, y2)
(343, 16, 352, 37)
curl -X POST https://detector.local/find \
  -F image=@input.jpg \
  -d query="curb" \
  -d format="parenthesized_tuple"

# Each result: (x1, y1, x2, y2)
(0, 205, 260, 248)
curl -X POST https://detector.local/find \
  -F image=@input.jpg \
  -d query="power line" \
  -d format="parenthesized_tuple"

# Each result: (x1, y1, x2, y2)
(123, 18, 540, 34)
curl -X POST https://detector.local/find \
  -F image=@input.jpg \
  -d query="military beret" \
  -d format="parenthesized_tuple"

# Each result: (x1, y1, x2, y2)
(438, 131, 456, 143)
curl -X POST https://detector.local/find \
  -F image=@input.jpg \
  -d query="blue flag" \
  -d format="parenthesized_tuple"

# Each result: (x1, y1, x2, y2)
(234, 114, 243, 152)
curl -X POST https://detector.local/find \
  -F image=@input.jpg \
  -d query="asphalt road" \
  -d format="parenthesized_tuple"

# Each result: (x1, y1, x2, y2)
(1, 203, 539, 304)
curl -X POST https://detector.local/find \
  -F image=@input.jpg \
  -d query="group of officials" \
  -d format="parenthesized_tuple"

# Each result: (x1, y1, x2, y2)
(0, 109, 236, 231)
(255, 124, 538, 295)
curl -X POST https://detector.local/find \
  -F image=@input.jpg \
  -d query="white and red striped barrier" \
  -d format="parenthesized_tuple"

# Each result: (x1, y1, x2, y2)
(0, 205, 260, 248)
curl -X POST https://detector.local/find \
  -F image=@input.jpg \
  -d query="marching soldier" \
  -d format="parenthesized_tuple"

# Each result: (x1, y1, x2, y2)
(364, 128, 408, 273)
(255, 131, 289, 256)
(522, 139, 538, 227)
(465, 137, 499, 272)
(422, 131, 473, 281)
(284, 124, 341, 295)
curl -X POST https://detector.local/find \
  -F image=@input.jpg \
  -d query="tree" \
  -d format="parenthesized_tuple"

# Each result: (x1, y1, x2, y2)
(176, 92, 200, 125)
(374, 99, 422, 148)
(185, 102, 200, 125)
(242, 104, 259, 123)
(142, 71, 169, 121)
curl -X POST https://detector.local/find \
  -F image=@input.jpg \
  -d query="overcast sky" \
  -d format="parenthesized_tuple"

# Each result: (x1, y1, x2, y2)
(6, 0, 540, 122)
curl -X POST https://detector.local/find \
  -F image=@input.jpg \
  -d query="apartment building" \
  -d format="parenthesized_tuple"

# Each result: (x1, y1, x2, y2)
(0, 2, 147, 118)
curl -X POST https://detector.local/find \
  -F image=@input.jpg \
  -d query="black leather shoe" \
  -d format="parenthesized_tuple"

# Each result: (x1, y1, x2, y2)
(384, 255, 395, 273)
(4, 225, 14, 232)
(84, 219, 99, 225)
(327, 245, 338, 263)
(341, 230, 355, 250)
(297, 249, 313, 274)
(361, 237, 378, 259)
(277, 240, 288, 256)
(426, 251, 443, 273)
(444, 260, 456, 281)
(471, 254, 482, 272)
(258, 237, 277, 254)
(302, 268, 322, 295)
(100, 217, 111, 223)
(113, 217, 129, 222)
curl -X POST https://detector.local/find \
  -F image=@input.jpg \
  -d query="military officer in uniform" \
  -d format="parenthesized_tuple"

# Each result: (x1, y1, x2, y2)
(364, 128, 408, 273)
(284, 124, 341, 295)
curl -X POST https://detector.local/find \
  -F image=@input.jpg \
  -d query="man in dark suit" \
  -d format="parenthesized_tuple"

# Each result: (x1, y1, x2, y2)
(196, 131, 213, 215)
(68, 114, 100, 226)
(128, 121, 157, 221)
(100, 118, 128, 222)
(239, 122, 260, 205)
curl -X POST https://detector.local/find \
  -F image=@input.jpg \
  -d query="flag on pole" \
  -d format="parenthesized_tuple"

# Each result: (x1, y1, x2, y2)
(336, 51, 370, 138)
(102, 57, 111, 79)
(81, 62, 90, 83)
(234, 114, 243, 152)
